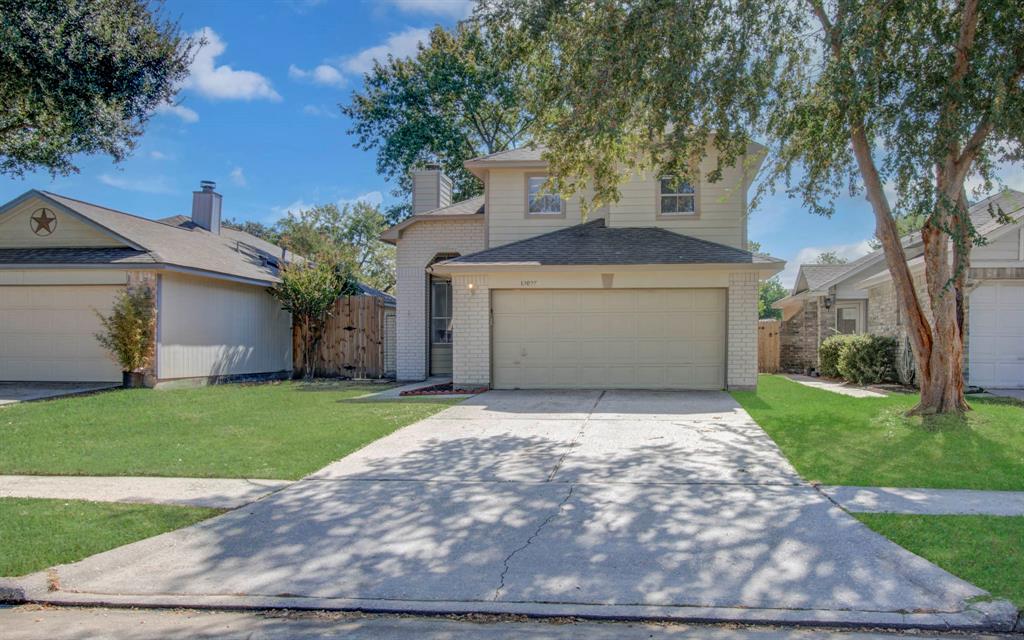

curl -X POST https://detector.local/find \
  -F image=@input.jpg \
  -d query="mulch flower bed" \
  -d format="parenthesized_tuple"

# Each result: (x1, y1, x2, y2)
(399, 382, 488, 396)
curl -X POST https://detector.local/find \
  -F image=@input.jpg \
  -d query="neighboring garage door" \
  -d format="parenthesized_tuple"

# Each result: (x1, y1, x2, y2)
(0, 285, 124, 382)
(969, 282, 1024, 389)
(492, 288, 726, 390)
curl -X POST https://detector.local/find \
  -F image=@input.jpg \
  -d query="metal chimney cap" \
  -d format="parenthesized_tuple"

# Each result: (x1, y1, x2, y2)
(199, 180, 217, 192)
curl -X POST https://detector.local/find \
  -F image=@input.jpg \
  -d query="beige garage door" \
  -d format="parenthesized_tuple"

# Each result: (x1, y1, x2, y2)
(492, 288, 726, 390)
(0, 285, 124, 382)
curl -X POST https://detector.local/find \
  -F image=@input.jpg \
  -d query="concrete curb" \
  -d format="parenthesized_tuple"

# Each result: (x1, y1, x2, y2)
(1, 575, 1018, 633)
(818, 485, 1024, 516)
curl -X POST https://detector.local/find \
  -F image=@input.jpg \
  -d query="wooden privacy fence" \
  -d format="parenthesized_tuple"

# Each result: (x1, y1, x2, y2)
(293, 295, 388, 379)
(758, 319, 781, 373)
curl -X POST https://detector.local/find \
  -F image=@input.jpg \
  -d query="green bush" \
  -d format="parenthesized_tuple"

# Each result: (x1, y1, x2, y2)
(818, 334, 857, 378)
(836, 334, 898, 385)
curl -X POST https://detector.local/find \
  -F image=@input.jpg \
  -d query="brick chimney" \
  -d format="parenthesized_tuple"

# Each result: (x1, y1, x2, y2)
(191, 180, 222, 234)
(411, 164, 452, 214)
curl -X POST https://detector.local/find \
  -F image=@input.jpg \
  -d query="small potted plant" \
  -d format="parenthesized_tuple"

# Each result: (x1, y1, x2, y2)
(94, 283, 156, 388)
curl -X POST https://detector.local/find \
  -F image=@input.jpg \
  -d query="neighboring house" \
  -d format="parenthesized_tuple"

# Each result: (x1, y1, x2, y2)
(381, 147, 785, 391)
(774, 189, 1024, 389)
(0, 182, 293, 387)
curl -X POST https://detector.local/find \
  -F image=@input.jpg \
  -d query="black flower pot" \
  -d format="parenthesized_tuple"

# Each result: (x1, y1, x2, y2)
(122, 371, 146, 388)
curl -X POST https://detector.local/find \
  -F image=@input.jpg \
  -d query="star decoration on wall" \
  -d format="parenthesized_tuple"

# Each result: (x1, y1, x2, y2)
(30, 208, 57, 236)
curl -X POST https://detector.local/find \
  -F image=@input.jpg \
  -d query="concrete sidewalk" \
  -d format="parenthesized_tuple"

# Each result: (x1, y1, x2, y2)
(0, 382, 118, 406)
(0, 476, 291, 509)
(1, 607, 1019, 640)
(819, 485, 1024, 516)
(783, 375, 887, 398)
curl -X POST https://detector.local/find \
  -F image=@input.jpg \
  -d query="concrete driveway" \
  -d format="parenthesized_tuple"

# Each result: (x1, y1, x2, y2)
(8, 390, 1015, 631)
(0, 382, 118, 406)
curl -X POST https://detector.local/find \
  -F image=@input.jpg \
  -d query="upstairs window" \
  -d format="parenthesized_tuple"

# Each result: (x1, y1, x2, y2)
(659, 177, 697, 216)
(526, 174, 563, 215)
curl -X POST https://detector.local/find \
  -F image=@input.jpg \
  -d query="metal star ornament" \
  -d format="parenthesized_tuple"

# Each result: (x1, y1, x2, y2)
(30, 208, 57, 236)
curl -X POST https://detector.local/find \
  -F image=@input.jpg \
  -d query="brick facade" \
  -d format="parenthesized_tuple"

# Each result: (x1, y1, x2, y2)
(395, 218, 485, 381)
(452, 274, 490, 387)
(779, 297, 831, 373)
(727, 272, 759, 389)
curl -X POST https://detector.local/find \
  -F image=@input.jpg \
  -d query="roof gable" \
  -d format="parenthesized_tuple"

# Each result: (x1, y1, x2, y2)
(0, 192, 131, 249)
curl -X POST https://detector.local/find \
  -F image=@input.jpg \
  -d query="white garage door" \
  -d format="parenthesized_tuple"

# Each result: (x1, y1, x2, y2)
(492, 288, 726, 390)
(969, 282, 1024, 389)
(0, 286, 124, 382)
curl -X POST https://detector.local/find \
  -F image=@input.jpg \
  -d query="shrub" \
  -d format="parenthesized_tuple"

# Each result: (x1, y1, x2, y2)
(818, 334, 857, 378)
(837, 334, 898, 385)
(94, 283, 156, 372)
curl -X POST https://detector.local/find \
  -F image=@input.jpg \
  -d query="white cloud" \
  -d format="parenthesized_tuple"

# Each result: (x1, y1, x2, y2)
(341, 191, 384, 208)
(302, 104, 339, 118)
(289, 63, 347, 88)
(149, 150, 170, 160)
(384, 0, 475, 18)
(966, 160, 1024, 198)
(155, 102, 199, 123)
(778, 240, 874, 289)
(229, 167, 247, 187)
(339, 27, 430, 76)
(99, 174, 175, 195)
(270, 199, 312, 219)
(184, 28, 281, 101)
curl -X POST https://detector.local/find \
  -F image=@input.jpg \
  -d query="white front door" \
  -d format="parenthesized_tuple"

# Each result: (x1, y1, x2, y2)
(491, 288, 726, 390)
(969, 282, 1024, 389)
(0, 285, 124, 382)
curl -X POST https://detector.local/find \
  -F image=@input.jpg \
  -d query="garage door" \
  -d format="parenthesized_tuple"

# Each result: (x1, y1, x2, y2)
(969, 282, 1024, 389)
(492, 289, 726, 390)
(0, 286, 124, 382)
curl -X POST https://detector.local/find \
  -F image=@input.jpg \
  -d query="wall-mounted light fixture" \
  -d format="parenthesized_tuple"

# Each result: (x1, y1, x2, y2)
(467, 282, 476, 295)
(823, 294, 835, 310)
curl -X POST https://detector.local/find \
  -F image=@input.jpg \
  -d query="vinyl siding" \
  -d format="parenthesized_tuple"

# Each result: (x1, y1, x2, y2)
(156, 272, 292, 380)
(974, 223, 1022, 262)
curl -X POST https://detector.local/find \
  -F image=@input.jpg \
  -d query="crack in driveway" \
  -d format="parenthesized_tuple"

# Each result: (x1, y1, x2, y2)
(493, 483, 576, 601)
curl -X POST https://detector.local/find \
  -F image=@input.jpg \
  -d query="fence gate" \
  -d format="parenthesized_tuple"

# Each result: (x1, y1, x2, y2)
(293, 295, 387, 379)
(758, 319, 781, 373)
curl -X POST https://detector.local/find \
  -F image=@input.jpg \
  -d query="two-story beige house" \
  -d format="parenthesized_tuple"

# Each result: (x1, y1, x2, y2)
(382, 146, 784, 391)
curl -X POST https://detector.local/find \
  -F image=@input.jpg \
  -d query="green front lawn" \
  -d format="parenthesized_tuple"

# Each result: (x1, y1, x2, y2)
(856, 514, 1024, 607)
(0, 498, 222, 577)
(0, 382, 457, 480)
(731, 375, 1024, 490)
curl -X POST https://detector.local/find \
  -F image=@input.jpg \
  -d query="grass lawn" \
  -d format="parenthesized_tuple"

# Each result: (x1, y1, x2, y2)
(0, 381, 457, 480)
(856, 513, 1024, 607)
(731, 375, 1024, 490)
(0, 498, 222, 577)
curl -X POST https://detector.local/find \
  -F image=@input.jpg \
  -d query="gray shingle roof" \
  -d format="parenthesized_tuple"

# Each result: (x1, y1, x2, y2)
(33, 191, 290, 283)
(443, 218, 776, 266)
(799, 264, 857, 290)
(356, 282, 396, 306)
(466, 146, 546, 165)
(0, 247, 157, 265)
(417, 195, 485, 217)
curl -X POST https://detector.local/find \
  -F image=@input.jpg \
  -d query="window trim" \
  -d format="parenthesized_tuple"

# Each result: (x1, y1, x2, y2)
(655, 174, 701, 220)
(430, 278, 453, 346)
(835, 300, 866, 335)
(523, 172, 566, 218)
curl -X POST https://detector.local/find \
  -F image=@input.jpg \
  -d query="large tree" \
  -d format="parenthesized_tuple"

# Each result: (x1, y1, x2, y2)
(276, 202, 396, 293)
(343, 22, 532, 222)
(0, 0, 193, 176)
(477, 0, 1024, 415)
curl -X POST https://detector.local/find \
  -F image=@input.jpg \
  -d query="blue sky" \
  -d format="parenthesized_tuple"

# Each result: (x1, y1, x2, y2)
(2, 0, 1020, 288)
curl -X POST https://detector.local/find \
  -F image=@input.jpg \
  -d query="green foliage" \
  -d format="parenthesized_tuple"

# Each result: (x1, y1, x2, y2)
(820, 334, 897, 384)
(818, 334, 856, 378)
(94, 283, 156, 372)
(223, 218, 281, 244)
(275, 202, 396, 293)
(758, 276, 786, 319)
(837, 335, 898, 385)
(268, 258, 356, 380)
(815, 251, 848, 265)
(0, 0, 193, 176)
(343, 22, 532, 222)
